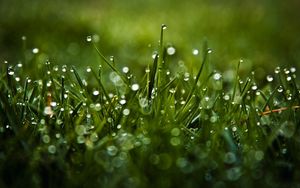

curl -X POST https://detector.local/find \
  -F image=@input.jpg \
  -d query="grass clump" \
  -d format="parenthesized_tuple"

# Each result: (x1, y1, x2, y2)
(0, 26, 300, 188)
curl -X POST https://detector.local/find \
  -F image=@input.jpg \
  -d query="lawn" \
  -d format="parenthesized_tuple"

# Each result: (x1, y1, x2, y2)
(0, 0, 300, 187)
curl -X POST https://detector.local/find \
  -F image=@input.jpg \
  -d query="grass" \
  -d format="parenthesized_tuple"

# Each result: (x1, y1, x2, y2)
(0, 25, 300, 188)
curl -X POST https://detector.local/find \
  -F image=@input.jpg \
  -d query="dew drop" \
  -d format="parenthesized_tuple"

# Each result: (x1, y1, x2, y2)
(131, 84, 139, 91)
(42, 135, 50, 143)
(251, 85, 258, 91)
(107, 145, 118, 156)
(86, 36, 92, 42)
(32, 48, 39, 54)
(15, 77, 20, 82)
(122, 108, 130, 116)
(119, 99, 126, 105)
(286, 76, 292, 81)
(192, 49, 199, 55)
(21, 36, 26, 41)
(290, 67, 296, 73)
(93, 90, 100, 96)
(213, 72, 222, 81)
(48, 145, 56, 154)
(86, 67, 92, 73)
(274, 66, 281, 74)
(122, 66, 129, 74)
(207, 48, 213, 54)
(167, 46, 176, 55)
(266, 75, 274, 82)
(8, 70, 14, 76)
(223, 94, 230, 101)
(161, 24, 167, 30)
(277, 86, 283, 93)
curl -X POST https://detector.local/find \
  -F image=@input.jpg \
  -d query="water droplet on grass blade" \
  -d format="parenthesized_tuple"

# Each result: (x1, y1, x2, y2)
(266, 75, 274, 82)
(131, 84, 139, 91)
(192, 49, 199, 55)
(161, 24, 167, 30)
(213, 73, 222, 80)
(122, 109, 130, 116)
(48, 145, 56, 154)
(122, 66, 129, 74)
(86, 67, 91, 72)
(277, 86, 283, 93)
(167, 46, 176, 55)
(275, 66, 281, 74)
(93, 90, 99, 96)
(290, 67, 296, 73)
(86, 36, 92, 42)
(32, 48, 39, 54)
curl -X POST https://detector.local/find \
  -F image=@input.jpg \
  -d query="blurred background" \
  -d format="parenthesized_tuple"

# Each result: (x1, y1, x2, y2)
(0, 0, 299, 78)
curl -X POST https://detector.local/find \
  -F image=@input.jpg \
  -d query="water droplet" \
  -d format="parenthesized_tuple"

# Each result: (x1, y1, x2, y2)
(251, 85, 258, 91)
(86, 36, 92, 42)
(170, 137, 181, 146)
(277, 86, 283, 93)
(167, 46, 176, 55)
(117, 124, 122, 129)
(119, 99, 126, 105)
(109, 72, 123, 86)
(286, 76, 292, 81)
(171, 128, 180, 136)
(279, 121, 296, 138)
(207, 48, 213, 53)
(131, 84, 139, 91)
(50, 102, 57, 107)
(145, 67, 150, 73)
(122, 66, 129, 74)
(161, 24, 167, 30)
(184, 72, 190, 81)
(21, 36, 26, 40)
(213, 72, 222, 80)
(17, 63, 22, 68)
(192, 49, 199, 55)
(15, 77, 20, 82)
(75, 125, 86, 136)
(43, 106, 53, 116)
(224, 152, 236, 164)
(48, 145, 56, 154)
(254, 150, 264, 161)
(266, 75, 274, 82)
(42, 135, 50, 143)
(90, 133, 99, 142)
(122, 108, 130, 116)
(223, 94, 230, 101)
(232, 127, 237, 132)
(8, 69, 14, 75)
(86, 67, 92, 72)
(226, 167, 241, 181)
(274, 66, 280, 74)
(93, 90, 99, 96)
(32, 48, 39, 54)
(290, 67, 296, 73)
(169, 88, 176, 94)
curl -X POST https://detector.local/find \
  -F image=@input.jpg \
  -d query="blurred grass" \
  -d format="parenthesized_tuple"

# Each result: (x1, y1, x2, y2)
(0, 0, 300, 77)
